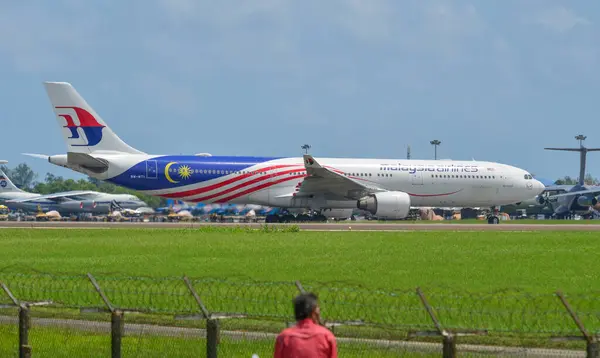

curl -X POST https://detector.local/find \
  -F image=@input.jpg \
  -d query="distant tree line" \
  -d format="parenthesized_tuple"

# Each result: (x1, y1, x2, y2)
(1, 163, 166, 208)
(554, 174, 600, 186)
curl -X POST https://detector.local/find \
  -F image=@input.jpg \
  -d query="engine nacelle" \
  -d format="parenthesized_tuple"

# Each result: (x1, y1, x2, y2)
(62, 200, 102, 212)
(321, 208, 353, 219)
(48, 154, 68, 168)
(577, 195, 598, 207)
(535, 195, 546, 205)
(357, 191, 411, 219)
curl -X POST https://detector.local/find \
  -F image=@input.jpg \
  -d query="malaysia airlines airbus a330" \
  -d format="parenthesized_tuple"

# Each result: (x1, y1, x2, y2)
(26, 82, 545, 224)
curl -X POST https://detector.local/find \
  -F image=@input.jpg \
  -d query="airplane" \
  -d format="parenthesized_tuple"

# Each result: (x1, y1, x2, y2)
(502, 184, 569, 218)
(0, 163, 149, 214)
(537, 137, 600, 218)
(25, 82, 545, 224)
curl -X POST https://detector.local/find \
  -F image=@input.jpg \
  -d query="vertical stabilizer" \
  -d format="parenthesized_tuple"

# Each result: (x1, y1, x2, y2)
(43, 82, 146, 155)
(0, 168, 23, 193)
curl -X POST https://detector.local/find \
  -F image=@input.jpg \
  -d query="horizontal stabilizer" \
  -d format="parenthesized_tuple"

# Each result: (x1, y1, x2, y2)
(22, 153, 50, 160)
(67, 152, 109, 173)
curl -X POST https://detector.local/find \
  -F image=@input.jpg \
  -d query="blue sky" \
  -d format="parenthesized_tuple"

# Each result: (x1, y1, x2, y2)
(0, 0, 599, 183)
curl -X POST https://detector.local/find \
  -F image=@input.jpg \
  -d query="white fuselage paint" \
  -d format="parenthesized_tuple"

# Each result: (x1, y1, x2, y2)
(60, 154, 545, 211)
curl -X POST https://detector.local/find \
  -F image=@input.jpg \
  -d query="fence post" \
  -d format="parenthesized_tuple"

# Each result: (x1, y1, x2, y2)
(556, 291, 598, 358)
(295, 280, 306, 294)
(2, 282, 31, 358)
(416, 287, 456, 358)
(294, 280, 326, 328)
(183, 276, 217, 358)
(87, 273, 121, 358)
(19, 305, 31, 358)
(206, 318, 220, 358)
(111, 310, 124, 358)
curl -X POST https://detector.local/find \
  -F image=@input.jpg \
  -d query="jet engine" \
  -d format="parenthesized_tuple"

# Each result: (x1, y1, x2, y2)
(357, 191, 411, 219)
(577, 195, 597, 207)
(535, 195, 546, 205)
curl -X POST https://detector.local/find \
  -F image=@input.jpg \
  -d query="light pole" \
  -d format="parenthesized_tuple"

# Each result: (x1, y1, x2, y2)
(575, 134, 586, 147)
(430, 140, 441, 160)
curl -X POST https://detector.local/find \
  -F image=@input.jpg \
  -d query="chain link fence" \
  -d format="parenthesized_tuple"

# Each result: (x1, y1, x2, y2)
(0, 270, 596, 357)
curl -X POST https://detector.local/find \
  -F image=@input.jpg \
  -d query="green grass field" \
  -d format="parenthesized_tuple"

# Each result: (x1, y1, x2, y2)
(0, 227, 597, 293)
(0, 227, 598, 352)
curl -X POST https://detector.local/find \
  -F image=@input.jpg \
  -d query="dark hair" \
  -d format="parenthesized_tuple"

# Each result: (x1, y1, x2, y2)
(293, 293, 318, 321)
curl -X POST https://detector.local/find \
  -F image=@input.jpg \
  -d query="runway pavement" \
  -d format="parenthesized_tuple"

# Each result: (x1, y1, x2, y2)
(1, 220, 600, 231)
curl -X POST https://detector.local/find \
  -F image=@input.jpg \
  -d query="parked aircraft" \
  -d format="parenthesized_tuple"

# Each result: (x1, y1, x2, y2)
(27, 82, 545, 224)
(539, 140, 600, 218)
(502, 185, 570, 218)
(0, 164, 148, 214)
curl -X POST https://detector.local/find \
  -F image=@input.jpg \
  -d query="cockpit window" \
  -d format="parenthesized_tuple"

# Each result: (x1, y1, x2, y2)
(524, 174, 533, 180)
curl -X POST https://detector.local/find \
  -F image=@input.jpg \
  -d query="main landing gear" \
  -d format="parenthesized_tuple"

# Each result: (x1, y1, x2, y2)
(487, 206, 500, 224)
(265, 213, 328, 223)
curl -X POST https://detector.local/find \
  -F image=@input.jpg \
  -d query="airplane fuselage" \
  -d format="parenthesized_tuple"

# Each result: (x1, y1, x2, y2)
(70, 154, 544, 210)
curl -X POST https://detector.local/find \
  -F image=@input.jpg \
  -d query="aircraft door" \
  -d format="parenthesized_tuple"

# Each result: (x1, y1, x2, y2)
(411, 172, 423, 185)
(146, 160, 158, 179)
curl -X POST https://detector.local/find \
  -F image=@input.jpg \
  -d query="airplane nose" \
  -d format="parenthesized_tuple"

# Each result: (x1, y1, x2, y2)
(533, 179, 545, 194)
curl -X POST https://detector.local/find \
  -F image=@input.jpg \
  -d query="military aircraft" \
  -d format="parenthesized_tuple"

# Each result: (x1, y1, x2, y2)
(538, 136, 600, 218)
(0, 163, 148, 214)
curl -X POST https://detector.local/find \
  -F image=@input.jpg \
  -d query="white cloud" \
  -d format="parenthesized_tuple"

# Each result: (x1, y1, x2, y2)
(535, 6, 590, 33)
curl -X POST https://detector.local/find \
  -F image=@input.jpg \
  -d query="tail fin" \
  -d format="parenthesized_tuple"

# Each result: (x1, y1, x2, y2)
(0, 168, 23, 193)
(43, 82, 145, 155)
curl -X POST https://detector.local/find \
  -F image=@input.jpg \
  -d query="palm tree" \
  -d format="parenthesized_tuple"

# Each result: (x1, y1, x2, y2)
(301, 144, 311, 154)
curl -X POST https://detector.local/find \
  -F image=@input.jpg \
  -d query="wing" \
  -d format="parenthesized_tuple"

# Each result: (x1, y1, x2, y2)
(7, 190, 99, 203)
(281, 155, 386, 200)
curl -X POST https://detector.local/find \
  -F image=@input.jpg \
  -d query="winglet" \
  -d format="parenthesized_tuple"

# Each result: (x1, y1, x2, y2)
(303, 154, 323, 169)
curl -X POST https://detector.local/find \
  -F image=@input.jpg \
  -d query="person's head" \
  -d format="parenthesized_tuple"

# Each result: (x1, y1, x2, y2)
(293, 292, 320, 323)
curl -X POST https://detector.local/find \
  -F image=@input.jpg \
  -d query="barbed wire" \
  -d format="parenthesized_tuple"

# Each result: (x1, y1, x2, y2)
(1, 269, 599, 338)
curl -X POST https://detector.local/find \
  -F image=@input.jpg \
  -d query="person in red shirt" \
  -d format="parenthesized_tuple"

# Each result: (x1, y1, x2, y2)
(274, 292, 337, 358)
